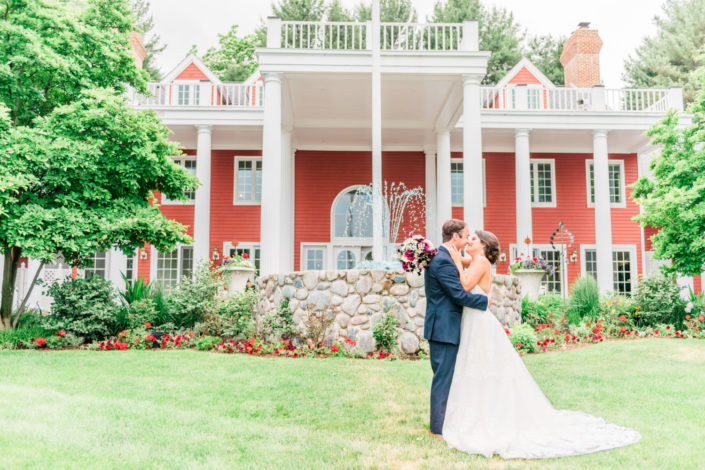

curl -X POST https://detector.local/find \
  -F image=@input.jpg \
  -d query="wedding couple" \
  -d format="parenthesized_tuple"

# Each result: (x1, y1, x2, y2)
(423, 219, 641, 459)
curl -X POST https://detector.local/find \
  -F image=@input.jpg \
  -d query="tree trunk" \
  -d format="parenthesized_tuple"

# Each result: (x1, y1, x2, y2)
(1, 246, 21, 330)
(12, 261, 45, 328)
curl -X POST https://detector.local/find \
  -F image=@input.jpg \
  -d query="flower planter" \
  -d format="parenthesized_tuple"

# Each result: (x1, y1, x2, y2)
(223, 266, 255, 292)
(514, 269, 546, 301)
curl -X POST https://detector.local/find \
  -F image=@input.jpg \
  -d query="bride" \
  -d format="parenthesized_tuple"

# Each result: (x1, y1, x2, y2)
(441, 230, 641, 459)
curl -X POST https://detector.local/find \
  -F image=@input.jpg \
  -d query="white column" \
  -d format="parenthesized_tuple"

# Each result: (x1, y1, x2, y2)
(260, 72, 283, 276)
(280, 129, 293, 273)
(193, 124, 212, 268)
(424, 147, 437, 245)
(436, 131, 452, 233)
(593, 130, 614, 293)
(515, 129, 532, 256)
(462, 75, 484, 231)
(371, 0, 383, 261)
(108, 249, 127, 291)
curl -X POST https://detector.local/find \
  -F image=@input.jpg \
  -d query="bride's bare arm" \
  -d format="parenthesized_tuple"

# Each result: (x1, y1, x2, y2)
(448, 245, 488, 292)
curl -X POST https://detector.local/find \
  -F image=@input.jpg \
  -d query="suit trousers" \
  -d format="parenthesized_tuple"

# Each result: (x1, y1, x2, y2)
(429, 339, 459, 435)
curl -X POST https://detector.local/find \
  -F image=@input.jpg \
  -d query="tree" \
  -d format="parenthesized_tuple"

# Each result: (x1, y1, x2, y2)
(354, 0, 418, 22)
(130, 0, 166, 81)
(623, 0, 705, 104)
(203, 26, 259, 82)
(631, 72, 705, 276)
(0, 0, 198, 329)
(525, 34, 565, 85)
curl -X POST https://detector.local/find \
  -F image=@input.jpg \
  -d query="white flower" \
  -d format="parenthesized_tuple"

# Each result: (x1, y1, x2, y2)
(686, 302, 693, 313)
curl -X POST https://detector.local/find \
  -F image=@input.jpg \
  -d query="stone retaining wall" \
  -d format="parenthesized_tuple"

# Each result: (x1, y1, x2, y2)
(256, 270, 522, 355)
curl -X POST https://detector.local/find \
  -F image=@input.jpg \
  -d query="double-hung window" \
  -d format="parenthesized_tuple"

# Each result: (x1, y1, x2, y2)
(234, 157, 262, 204)
(155, 246, 193, 288)
(176, 83, 200, 105)
(581, 245, 636, 294)
(162, 157, 196, 204)
(529, 159, 556, 207)
(449, 159, 486, 207)
(303, 245, 326, 270)
(84, 251, 107, 279)
(586, 159, 626, 208)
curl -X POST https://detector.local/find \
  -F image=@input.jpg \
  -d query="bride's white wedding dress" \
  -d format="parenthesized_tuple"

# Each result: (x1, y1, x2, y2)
(442, 285, 641, 459)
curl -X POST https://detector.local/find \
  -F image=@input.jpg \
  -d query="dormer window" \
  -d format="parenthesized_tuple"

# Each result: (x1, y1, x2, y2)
(176, 82, 201, 105)
(508, 84, 543, 110)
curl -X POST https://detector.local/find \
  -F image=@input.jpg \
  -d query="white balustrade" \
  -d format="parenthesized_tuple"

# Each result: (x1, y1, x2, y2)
(282, 21, 366, 50)
(128, 83, 264, 108)
(380, 22, 462, 51)
(480, 86, 672, 113)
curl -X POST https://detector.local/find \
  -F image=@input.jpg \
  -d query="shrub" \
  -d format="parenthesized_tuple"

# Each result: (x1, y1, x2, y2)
(372, 311, 400, 353)
(42, 276, 119, 341)
(509, 323, 537, 354)
(0, 325, 51, 349)
(197, 335, 221, 351)
(127, 299, 158, 330)
(120, 274, 152, 306)
(633, 273, 686, 327)
(200, 290, 258, 340)
(261, 299, 298, 343)
(300, 304, 334, 349)
(567, 275, 600, 324)
(521, 294, 565, 328)
(163, 261, 222, 328)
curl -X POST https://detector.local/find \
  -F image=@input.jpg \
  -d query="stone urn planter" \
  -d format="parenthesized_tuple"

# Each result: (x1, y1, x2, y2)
(513, 269, 546, 301)
(223, 266, 255, 292)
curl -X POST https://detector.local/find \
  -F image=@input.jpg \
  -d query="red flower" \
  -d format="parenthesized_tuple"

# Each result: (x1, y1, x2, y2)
(504, 328, 510, 335)
(189, 332, 195, 337)
(516, 342, 523, 348)
(620, 326, 626, 332)
(36, 337, 47, 347)
(655, 329, 659, 334)
(242, 252, 249, 259)
(134, 338, 140, 343)
(58, 330, 66, 336)
(146, 335, 156, 342)
(666, 325, 671, 330)
(700, 315, 704, 322)
(331, 345, 340, 353)
(618, 315, 627, 322)
(686, 315, 691, 320)
(145, 322, 151, 329)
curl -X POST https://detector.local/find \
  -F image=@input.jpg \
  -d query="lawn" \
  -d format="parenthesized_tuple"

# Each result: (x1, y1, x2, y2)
(0, 339, 703, 469)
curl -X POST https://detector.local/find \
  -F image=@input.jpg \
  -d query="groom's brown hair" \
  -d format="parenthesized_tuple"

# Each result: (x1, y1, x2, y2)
(442, 219, 467, 242)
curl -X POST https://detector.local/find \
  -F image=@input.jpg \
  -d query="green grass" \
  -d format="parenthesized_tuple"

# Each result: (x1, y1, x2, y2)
(0, 339, 703, 469)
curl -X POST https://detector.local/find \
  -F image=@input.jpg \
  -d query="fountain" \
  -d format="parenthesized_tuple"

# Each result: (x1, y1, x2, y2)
(347, 181, 427, 270)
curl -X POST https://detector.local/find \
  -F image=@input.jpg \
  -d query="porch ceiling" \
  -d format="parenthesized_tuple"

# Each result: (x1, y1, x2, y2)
(168, 125, 263, 150)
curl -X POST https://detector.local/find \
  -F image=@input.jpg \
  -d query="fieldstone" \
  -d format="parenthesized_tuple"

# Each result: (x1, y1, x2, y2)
(351, 315, 368, 326)
(289, 299, 299, 313)
(357, 331, 376, 353)
(503, 297, 512, 307)
(407, 307, 417, 318)
(326, 270, 338, 281)
(342, 294, 361, 315)
(372, 282, 384, 293)
(390, 284, 410, 296)
(367, 304, 380, 312)
(277, 274, 286, 286)
(400, 332, 420, 354)
(330, 295, 344, 306)
(393, 276, 405, 283)
(303, 271, 318, 290)
(273, 288, 282, 308)
(359, 323, 370, 330)
(414, 317, 425, 327)
(319, 271, 327, 280)
(339, 329, 347, 337)
(336, 313, 350, 328)
(416, 298, 426, 316)
(363, 294, 382, 304)
(292, 308, 304, 325)
(264, 281, 274, 297)
(294, 278, 303, 288)
(398, 310, 415, 331)
(406, 272, 424, 288)
(331, 280, 348, 297)
(347, 327, 359, 340)
(317, 282, 331, 290)
(409, 290, 419, 307)
(346, 270, 360, 283)
(357, 304, 369, 314)
(419, 288, 425, 297)
(282, 285, 296, 299)
(416, 327, 424, 337)
(355, 276, 373, 294)
(382, 279, 393, 291)
(296, 289, 308, 300)
(371, 270, 386, 282)
(308, 291, 331, 311)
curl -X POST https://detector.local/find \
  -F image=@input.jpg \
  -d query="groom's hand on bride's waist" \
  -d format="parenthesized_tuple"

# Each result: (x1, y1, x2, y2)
(487, 292, 493, 308)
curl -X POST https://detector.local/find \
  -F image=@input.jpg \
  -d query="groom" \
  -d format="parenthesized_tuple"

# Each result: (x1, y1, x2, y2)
(424, 219, 490, 436)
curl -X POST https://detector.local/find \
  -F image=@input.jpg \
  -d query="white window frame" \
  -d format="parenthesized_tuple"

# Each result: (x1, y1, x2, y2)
(300, 244, 328, 271)
(450, 158, 486, 208)
(508, 84, 544, 110)
(334, 246, 360, 270)
(173, 81, 202, 106)
(580, 244, 638, 293)
(585, 159, 626, 209)
(125, 250, 138, 283)
(530, 158, 557, 208)
(162, 156, 196, 205)
(223, 241, 260, 275)
(330, 185, 374, 246)
(83, 251, 108, 280)
(233, 156, 262, 205)
(150, 244, 194, 288)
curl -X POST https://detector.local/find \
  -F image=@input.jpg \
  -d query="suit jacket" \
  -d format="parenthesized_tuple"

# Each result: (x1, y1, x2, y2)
(423, 245, 489, 345)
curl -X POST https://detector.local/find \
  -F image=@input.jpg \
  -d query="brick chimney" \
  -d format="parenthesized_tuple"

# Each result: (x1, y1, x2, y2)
(129, 31, 147, 69)
(560, 22, 603, 88)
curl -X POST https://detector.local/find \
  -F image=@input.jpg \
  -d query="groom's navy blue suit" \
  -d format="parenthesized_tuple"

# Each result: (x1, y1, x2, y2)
(424, 245, 488, 435)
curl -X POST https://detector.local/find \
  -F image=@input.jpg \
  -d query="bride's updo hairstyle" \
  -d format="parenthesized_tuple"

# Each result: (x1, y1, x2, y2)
(476, 230, 500, 264)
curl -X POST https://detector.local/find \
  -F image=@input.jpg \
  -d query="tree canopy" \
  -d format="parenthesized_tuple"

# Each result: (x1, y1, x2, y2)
(623, 0, 705, 104)
(631, 72, 705, 276)
(130, 0, 166, 81)
(203, 25, 259, 82)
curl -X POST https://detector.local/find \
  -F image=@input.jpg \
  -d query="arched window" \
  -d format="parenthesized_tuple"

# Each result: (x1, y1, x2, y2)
(337, 250, 356, 269)
(332, 187, 373, 239)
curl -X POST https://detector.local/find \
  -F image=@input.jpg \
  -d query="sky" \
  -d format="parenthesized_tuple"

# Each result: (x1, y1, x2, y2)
(149, 0, 666, 87)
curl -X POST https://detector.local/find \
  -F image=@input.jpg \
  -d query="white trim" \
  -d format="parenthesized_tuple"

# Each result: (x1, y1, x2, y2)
(585, 159, 626, 209)
(162, 156, 196, 205)
(300, 243, 329, 271)
(151, 244, 194, 287)
(233, 156, 262, 205)
(507, 84, 544, 110)
(531, 243, 565, 294)
(530, 158, 557, 208)
(580, 244, 638, 293)
(333, 246, 361, 270)
(162, 54, 222, 85)
(450, 158, 486, 208)
(222, 241, 261, 275)
(494, 57, 557, 91)
(330, 185, 374, 245)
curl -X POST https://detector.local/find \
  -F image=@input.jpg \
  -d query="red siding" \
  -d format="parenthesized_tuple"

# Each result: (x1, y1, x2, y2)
(175, 63, 209, 81)
(508, 66, 542, 85)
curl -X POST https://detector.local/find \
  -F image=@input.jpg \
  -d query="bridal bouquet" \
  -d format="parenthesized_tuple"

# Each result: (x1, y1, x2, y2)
(396, 234, 437, 275)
